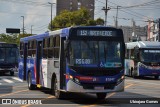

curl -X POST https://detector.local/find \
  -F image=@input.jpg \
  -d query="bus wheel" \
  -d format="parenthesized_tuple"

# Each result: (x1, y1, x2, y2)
(28, 72, 35, 90)
(96, 93, 107, 100)
(53, 78, 64, 99)
(10, 71, 14, 76)
(155, 76, 159, 80)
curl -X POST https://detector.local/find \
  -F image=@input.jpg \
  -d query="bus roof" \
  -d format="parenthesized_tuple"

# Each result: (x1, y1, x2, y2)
(20, 26, 121, 42)
(126, 41, 160, 49)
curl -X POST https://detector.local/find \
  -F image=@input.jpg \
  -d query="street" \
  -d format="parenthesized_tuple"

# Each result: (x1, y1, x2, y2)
(0, 72, 159, 107)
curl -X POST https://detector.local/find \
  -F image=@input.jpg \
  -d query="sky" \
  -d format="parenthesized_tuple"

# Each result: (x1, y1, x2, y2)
(0, 0, 159, 34)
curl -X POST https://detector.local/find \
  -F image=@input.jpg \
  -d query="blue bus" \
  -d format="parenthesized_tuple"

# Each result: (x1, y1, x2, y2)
(0, 42, 18, 76)
(125, 41, 160, 79)
(19, 26, 125, 99)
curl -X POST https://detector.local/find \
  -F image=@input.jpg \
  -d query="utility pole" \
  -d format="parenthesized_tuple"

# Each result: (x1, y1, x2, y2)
(21, 16, 24, 36)
(48, 2, 55, 31)
(31, 25, 33, 35)
(115, 6, 121, 28)
(102, 0, 110, 26)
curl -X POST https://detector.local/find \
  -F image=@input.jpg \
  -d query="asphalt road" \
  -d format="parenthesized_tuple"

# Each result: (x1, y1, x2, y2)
(0, 72, 159, 107)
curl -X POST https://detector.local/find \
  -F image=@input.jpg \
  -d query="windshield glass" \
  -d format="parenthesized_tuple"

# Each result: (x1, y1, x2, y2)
(140, 50, 160, 62)
(0, 48, 18, 63)
(69, 41, 122, 68)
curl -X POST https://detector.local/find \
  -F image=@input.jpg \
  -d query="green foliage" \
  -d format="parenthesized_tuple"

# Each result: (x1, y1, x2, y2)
(0, 33, 32, 45)
(48, 8, 104, 30)
(0, 33, 18, 44)
(96, 18, 105, 25)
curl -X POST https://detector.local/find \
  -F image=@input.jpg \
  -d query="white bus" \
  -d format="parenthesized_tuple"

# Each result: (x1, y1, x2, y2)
(125, 41, 160, 79)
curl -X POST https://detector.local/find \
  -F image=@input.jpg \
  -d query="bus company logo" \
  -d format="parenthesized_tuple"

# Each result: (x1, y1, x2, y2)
(2, 99, 11, 104)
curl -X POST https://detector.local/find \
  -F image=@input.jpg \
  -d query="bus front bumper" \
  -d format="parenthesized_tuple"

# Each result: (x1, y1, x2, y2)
(66, 80, 124, 93)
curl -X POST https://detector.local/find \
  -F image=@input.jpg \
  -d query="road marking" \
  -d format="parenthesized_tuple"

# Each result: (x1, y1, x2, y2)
(2, 79, 14, 83)
(0, 89, 29, 97)
(0, 83, 1, 85)
(21, 84, 136, 107)
(126, 79, 160, 86)
(125, 83, 134, 88)
(12, 77, 23, 82)
(106, 83, 135, 99)
(106, 92, 116, 98)
(47, 95, 55, 98)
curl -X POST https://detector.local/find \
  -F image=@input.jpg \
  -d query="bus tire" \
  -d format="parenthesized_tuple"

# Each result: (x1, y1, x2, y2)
(96, 93, 107, 100)
(10, 71, 14, 76)
(53, 77, 64, 99)
(155, 76, 159, 80)
(28, 72, 35, 90)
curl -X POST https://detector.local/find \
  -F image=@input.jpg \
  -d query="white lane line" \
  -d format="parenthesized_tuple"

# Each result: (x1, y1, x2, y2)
(12, 77, 23, 82)
(126, 79, 160, 86)
(0, 83, 1, 85)
(2, 79, 14, 83)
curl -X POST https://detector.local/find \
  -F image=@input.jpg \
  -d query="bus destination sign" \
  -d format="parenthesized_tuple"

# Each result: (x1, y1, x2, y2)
(77, 30, 116, 36)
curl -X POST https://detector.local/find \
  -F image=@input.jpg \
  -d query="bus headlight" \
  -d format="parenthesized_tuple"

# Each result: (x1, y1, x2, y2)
(69, 75, 73, 80)
(117, 75, 125, 85)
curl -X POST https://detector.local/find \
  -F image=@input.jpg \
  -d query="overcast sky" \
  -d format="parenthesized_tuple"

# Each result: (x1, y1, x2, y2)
(0, 0, 159, 34)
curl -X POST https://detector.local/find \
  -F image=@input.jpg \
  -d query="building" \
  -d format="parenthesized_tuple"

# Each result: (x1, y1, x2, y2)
(119, 25, 147, 43)
(147, 19, 160, 41)
(56, 0, 95, 19)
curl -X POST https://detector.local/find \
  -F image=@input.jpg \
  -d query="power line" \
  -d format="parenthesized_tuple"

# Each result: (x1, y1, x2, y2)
(0, 10, 50, 16)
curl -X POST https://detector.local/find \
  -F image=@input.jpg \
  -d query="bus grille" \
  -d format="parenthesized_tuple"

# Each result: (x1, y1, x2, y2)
(81, 83, 116, 90)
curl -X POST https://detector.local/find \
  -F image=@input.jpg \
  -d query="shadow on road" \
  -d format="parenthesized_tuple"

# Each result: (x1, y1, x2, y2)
(0, 85, 13, 94)
(126, 76, 159, 80)
(39, 88, 159, 105)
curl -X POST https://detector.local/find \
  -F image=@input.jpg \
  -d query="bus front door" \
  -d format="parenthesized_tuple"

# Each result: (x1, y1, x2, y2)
(23, 43, 27, 80)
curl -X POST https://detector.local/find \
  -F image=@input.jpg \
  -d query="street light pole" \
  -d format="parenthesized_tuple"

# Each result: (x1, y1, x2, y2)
(48, 2, 55, 31)
(31, 25, 33, 34)
(21, 16, 24, 36)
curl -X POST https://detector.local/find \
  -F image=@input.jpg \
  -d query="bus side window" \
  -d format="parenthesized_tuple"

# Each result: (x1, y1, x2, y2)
(125, 49, 129, 59)
(48, 36, 54, 58)
(130, 49, 134, 59)
(20, 42, 24, 58)
(53, 36, 60, 58)
(43, 38, 48, 59)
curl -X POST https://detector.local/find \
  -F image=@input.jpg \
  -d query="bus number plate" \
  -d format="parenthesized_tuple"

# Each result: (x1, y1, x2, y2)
(94, 86, 104, 90)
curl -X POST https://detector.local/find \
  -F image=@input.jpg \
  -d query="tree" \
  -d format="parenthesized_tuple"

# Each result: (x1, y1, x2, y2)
(0, 33, 32, 45)
(0, 33, 18, 44)
(48, 8, 104, 30)
(96, 18, 105, 25)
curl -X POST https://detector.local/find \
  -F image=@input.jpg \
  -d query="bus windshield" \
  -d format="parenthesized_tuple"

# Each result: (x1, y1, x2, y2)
(140, 50, 160, 62)
(69, 41, 122, 68)
(0, 48, 18, 63)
